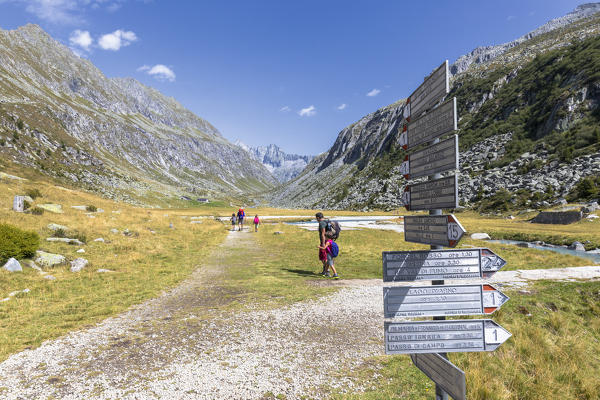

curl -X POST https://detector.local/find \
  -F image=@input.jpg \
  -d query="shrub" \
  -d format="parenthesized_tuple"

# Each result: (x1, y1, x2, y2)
(567, 176, 600, 201)
(23, 200, 31, 210)
(30, 207, 44, 215)
(16, 119, 24, 130)
(86, 205, 97, 212)
(25, 188, 42, 199)
(72, 232, 87, 244)
(0, 224, 39, 265)
(52, 228, 67, 238)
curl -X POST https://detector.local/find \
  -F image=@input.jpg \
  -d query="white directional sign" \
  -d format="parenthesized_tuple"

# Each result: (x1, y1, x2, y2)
(403, 175, 458, 211)
(401, 135, 459, 180)
(407, 60, 449, 118)
(404, 214, 465, 247)
(411, 353, 466, 400)
(383, 284, 509, 318)
(382, 248, 507, 282)
(400, 98, 457, 150)
(385, 319, 511, 354)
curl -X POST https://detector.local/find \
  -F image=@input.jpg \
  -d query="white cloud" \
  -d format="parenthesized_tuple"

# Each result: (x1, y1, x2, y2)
(366, 88, 380, 97)
(69, 29, 92, 51)
(507, 15, 516, 21)
(98, 29, 137, 51)
(298, 105, 316, 117)
(138, 64, 176, 82)
(23, 0, 82, 24)
(337, 103, 347, 110)
(279, 106, 291, 112)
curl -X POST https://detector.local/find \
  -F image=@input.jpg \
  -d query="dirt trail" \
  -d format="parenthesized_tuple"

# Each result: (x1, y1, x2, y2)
(1, 230, 599, 399)
(0, 230, 381, 399)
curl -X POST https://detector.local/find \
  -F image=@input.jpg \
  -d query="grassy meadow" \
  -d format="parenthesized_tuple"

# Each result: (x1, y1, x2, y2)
(1, 171, 600, 400)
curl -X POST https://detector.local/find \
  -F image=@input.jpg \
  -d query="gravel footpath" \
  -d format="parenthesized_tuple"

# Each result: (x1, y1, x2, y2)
(1, 230, 598, 399)
(0, 231, 383, 399)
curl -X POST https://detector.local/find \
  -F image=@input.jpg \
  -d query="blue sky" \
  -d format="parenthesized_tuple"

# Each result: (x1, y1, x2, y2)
(0, 0, 590, 155)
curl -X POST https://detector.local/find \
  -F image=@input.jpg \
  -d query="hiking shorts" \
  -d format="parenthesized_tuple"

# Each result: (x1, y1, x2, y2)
(326, 253, 334, 266)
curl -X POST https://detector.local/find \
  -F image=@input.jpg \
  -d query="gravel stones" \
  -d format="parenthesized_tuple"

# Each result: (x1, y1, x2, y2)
(35, 251, 66, 268)
(70, 258, 89, 272)
(2, 258, 22, 272)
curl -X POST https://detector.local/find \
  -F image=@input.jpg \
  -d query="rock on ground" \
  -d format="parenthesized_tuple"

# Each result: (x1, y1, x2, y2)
(38, 204, 63, 214)
(35, 251, 66, 268)
(470, 232, 491, 240)
(48, 223, 69, 231)
(70, 258, 89, 272)
(2, 258, 22, 272)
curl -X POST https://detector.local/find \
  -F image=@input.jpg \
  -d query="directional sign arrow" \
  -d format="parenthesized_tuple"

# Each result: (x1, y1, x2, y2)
(382, 248, 507, 282)
(403, 135, 459, 180)
(383, 284, 510, 318)
(404, 214, 465, 247)
(385, 319, 512, 355)
(404, 175, 458, 211)
(408, 60, 449, 118)
(411, 353, 466, 400)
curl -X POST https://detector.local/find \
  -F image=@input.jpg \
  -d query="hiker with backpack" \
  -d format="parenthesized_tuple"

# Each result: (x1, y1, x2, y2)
(315, 212, 341, 277)
(253, 215, 260, 232)
(237, 208, 245, 231)
(318, 231, 339, 279)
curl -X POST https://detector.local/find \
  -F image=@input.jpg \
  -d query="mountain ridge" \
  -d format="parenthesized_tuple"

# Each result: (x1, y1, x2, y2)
(235, 141, 313, 183)
(0, 24, 276, 205)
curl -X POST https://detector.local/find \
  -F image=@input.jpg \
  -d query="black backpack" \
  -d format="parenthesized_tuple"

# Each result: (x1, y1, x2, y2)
(326, 219, 341, 240)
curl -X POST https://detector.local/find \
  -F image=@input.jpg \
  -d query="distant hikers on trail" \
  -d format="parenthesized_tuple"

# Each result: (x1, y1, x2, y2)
(254, 215, 260, 232)
(230, 213, 236, 231)
(237, 208, 245, 231)
(315, 212, 341, 279)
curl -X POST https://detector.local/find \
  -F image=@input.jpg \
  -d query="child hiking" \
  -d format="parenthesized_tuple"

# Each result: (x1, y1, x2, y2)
(318, 231, 339, 279)
(253, 215, 260, 232)
(230, 213, 236, 231)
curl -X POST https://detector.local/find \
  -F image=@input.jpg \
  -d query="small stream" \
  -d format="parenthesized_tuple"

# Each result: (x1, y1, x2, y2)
(487, 239, 600, 264)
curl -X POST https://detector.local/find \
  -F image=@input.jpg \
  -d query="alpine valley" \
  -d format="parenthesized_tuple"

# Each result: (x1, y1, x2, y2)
(270, 3, 600, 211)
(0, 24, 276, 206)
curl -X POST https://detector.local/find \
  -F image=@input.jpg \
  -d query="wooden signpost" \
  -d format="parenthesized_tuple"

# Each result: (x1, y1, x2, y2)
(404, 214, 465, 247)
(383, 284, 509, 318)
(400, 135, 459, 180)
(385, 320, 512, 354)
(411, 353, 466, 400)
(403, 175, 458, 211)
(382, 59, 511, 400)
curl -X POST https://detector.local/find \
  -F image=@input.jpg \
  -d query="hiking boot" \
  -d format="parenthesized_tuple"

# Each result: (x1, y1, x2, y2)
(332, 274, 339, 279)
(323, 272, 331, 277)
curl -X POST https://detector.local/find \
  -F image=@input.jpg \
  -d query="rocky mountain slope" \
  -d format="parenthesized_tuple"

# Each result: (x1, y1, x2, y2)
(0, 24, 276, 205)
(235, 141, 313, 183)
(270, 3, 600, 210)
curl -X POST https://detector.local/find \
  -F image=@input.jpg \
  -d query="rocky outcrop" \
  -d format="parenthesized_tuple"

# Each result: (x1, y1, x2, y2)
(269, 101, 406, 208)
(0, 24, 276, 203)
(450, 3, 600, 75)
(235, 142, 313, 182)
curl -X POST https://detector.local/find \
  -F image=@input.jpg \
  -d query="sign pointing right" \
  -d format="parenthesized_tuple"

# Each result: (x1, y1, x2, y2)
(383, 248, 507, 282)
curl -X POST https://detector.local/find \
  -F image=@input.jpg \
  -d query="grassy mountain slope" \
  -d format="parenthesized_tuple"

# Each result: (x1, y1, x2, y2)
(271, 6, 600, 211)
(0, 24, 276, 206)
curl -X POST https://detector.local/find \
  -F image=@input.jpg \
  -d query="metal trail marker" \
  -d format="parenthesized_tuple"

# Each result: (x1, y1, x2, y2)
(383, 284, 510, 318)
(399, 98, 457, 150)
(385, 319, 512, 355)
(403, 175, 458, 211)
(404, 214, 465, 247)
(400, 135, 459, 180)
(382, 248, 507, 282)
(408, 60, 450, 118)
(411, 353, 466, 400)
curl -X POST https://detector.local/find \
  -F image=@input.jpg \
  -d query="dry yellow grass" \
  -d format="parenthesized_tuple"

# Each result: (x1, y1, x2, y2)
(0, 175, 227, 361)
